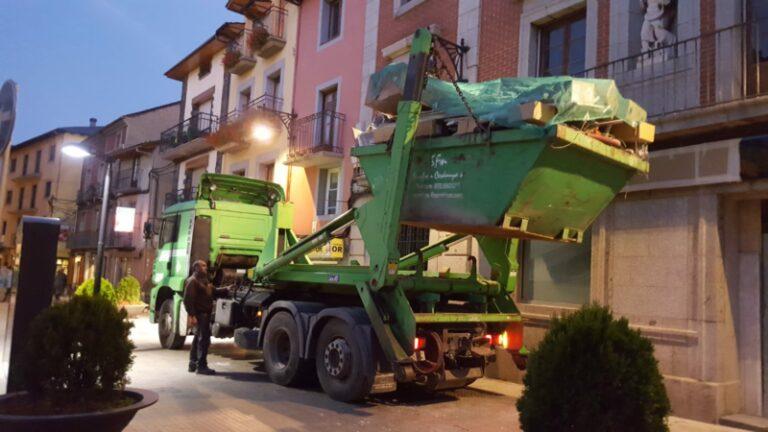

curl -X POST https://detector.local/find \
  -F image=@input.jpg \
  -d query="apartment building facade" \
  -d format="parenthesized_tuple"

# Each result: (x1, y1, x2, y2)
(473, 0, 768, 424)
(290, 0, 366, 243)
(0, 122, 100, 276)
(69, 103, 180, 292)
(162, 2, 305, 234)
(346, 0, 768, 423)
(162, 21, 243, 202)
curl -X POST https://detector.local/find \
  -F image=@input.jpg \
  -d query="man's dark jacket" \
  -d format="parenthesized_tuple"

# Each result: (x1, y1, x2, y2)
(183, 275, 214, 316)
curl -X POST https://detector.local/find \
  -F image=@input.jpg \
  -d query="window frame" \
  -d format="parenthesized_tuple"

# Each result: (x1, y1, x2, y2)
(536, 9, 587, 77)
(518, 229, 592, 306)
(30, 184, 37, 209)
(394, 0, 426, 17)
(198, 59, 212, 79)
(44, 181, 52, 198)
(9, 158, 16, 173)
(319, 0, 343, 47)
(49, 144, 56, 162)
(316, 167, 341, 217)
(159, 214, 180, 247)
(34, 149, 41, 173)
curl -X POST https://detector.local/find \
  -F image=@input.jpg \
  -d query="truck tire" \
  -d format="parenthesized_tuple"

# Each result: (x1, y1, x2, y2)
(263, 312, 311, 386)
(158, 299, 185, 350)
(315, 319, 375, 402)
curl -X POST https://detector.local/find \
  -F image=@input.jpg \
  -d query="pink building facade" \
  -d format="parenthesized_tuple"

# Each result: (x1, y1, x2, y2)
(289, 0, 366, 236)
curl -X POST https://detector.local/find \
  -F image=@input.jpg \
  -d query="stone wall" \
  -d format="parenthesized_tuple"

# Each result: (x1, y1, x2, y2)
(485, 184, 764, 423)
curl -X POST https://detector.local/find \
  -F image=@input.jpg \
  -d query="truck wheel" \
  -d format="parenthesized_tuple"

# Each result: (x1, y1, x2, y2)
(315, 319, 375, 402)
(263, 312, 311, 386)
(158, 299, 185, 350)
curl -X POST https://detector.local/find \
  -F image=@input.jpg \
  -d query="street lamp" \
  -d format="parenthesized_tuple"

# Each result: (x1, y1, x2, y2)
(251, 123, 275, 142)
(62, 143, 112, 295)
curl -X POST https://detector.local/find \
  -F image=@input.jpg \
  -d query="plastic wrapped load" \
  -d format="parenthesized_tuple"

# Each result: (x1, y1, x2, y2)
(365, 63, 647, 127)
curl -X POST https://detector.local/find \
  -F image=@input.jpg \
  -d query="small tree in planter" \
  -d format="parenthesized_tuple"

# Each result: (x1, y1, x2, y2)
(516, 304, 670, 432)
(116, 276, 142, 305)
(248, 26, 270, 51)
(76, 277, 118, 305)
(0, 296, 157, 431)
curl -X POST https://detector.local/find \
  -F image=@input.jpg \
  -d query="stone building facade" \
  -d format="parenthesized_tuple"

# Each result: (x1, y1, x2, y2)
(350, 0, 768, 423)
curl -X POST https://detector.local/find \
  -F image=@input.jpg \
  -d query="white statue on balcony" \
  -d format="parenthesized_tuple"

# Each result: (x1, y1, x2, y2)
(640, 0, 677, 52)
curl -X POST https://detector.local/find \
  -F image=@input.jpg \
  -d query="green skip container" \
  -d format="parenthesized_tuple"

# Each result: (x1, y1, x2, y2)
(352, 124, 649, 243)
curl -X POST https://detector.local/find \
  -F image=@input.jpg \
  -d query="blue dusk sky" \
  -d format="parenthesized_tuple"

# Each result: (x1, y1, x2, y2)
(0, 1, 241, 144)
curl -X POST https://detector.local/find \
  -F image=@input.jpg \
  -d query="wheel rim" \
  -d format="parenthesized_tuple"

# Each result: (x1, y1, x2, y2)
(324, 337, 351, 379)
(159, 310, 172, 339)
(270, 329, 291, 369)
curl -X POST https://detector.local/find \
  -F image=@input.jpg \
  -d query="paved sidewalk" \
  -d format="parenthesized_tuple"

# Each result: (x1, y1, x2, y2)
(126, 317, 742, 432)
(470, 379, 742, 432)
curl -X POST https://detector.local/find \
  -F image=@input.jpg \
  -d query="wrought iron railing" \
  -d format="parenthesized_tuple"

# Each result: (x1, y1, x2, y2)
(165, 187, 198, 208)
(579, 20, 768, 118)
(221, 94, 286, 126)
(160, 113, 218, 151)
(249, 93, 284, 112)
(76, 184, 104, 206)
(113, 168, 144, 194)
(249, 6, 287, 43)
(289, 110, 345, 159)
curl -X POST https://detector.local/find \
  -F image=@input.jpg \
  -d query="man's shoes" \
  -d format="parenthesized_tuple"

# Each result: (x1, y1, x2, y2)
(188, 362, 197, 373)
(196, 366, 216, 375)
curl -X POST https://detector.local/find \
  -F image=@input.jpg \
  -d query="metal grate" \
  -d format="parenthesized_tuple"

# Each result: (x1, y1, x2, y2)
(397, 225, 430, 258)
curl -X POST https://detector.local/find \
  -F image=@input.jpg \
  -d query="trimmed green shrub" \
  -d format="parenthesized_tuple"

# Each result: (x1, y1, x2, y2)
(517, 304, 670, 432)
(75, 278, 117, 305)
(22, 295, 134, 397)
(116, 275, 142, 305)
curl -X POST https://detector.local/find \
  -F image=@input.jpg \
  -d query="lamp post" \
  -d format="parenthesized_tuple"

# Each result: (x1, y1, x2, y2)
(62, 144, 112, 294)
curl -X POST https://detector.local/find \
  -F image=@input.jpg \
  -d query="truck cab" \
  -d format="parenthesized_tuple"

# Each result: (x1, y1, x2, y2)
(149, 174, 291, 349)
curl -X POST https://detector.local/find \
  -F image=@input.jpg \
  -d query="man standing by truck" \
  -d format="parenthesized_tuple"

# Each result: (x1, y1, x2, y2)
(184, 260, 216, 375)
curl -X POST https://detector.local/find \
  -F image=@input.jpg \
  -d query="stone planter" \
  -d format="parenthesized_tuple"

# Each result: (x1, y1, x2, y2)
(0, 388, 158, 432)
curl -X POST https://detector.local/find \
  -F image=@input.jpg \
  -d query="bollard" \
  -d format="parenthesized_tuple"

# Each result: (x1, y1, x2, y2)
(5, 216, 60, 393)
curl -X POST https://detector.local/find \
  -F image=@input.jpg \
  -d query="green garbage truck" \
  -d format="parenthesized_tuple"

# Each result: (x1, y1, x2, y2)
(149, 28, 651, 402)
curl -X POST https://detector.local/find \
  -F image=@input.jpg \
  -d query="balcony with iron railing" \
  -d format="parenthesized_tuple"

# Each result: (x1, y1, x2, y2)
(113, 168, 145, 196)
(247, 6, 287, 58)
(226, 0, 273, 18)
(76, 184, 104, 206)
(579, 20, 768, 142)
(165, 186, 198, 208)
(220, 93, 285, 127)
(288, 110, 345, 167)
(66, 229, 135, 251)
(249, 93, 284, 112)
(160, 112, 218, 160)
(223, 39, 257, 76)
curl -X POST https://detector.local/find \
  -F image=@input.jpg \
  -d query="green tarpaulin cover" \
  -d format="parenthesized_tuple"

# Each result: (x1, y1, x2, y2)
(366, 63, 647, 127)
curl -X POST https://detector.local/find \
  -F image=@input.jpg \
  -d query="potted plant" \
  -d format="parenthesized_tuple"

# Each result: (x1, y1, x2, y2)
(516, 304, 670, 432)
(76, 277, 118, 304)
(248, 25, 270, 51)
(0, 295, 157, 432)
(116, 275, 146, 318)
(222, 49, 243, 69)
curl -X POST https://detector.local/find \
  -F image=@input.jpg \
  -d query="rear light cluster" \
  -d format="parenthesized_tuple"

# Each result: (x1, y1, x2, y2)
(485, 332, 509, 349)
(413, 336, 427, 351)
(484, 323, 524, 351)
